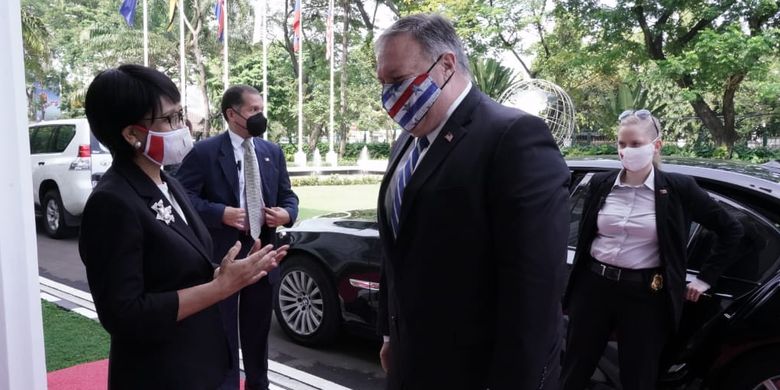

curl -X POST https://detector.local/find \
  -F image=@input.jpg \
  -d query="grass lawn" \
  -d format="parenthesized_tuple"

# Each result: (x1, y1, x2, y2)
(293, 184, 380, 221)
(42, 301, 109, 372)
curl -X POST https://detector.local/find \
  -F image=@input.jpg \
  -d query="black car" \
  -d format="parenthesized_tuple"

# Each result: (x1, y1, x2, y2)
(274, 158, 780, 389)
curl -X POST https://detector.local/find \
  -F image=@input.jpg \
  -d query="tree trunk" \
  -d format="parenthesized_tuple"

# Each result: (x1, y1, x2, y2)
(184, 0, 211, 138)
(338, 0, 350, 157)
(307, 123, 322, 156)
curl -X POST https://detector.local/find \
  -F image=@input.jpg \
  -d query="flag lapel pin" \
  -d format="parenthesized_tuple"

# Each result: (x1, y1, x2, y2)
(444, 132, 453, 142)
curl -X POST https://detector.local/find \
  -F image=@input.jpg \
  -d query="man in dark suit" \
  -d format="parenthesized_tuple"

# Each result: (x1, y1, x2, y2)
(177, 85, 298, 390)
(375, 14, 570, 390)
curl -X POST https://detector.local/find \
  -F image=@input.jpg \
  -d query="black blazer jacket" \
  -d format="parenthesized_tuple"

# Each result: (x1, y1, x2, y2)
(377, 87, 571, 390)
(176, 131, 299, 264)
(79, 159, 230, 389)
(563, 169, 744, 327)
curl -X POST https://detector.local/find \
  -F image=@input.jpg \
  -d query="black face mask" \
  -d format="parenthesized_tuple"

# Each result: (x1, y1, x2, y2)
(246, 113, 267, 137)
(233, 109, 268, 137)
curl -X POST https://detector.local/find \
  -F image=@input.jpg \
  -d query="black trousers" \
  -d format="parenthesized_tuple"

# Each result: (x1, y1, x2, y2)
(218, 234, 276, 390)
(562, 268, 671, 390)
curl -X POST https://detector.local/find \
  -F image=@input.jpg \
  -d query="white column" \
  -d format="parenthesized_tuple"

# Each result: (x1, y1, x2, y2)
(0, 1, 47, 389)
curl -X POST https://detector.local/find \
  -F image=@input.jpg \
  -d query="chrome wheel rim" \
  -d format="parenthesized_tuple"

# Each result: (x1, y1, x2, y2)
(278, 270, 324, 336)
(46, 198, 60, 232)
(753, 376, 780, 390)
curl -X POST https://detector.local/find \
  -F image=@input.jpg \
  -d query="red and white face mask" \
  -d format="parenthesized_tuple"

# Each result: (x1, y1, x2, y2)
(136, 126, 193, 166)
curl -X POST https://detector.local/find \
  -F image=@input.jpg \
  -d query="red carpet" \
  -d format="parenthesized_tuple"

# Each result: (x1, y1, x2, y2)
(47, 359, 246, 389)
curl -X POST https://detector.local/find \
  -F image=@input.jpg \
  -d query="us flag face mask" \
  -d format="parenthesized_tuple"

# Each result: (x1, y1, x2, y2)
(381, 54, 454, 132)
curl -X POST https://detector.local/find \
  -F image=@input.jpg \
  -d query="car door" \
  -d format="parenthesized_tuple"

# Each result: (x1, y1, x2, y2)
(664, 194, 780, 363)
(29, 125, 58, 205)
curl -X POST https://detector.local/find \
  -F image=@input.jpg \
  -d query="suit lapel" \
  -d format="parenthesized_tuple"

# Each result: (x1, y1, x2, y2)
(654, 169, 670, 266)
(397, 87, 481, 233)
(218, 132, 240, 206)
(163, 171, 213, 263)
(252, 138, 273, 202)
(377, 133, 413, 238)
(116, 161, 213, 265)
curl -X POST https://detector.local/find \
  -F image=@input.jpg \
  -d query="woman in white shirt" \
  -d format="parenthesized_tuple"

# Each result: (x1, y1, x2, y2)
(561, 109, 744, 390)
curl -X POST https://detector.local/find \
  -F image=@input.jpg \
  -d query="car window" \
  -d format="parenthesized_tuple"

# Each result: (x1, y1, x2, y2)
(686, 199, 780, 283)
(568, 172, 595, 248)
(90, 133, 109, 154)
(29, 126, 57, 154)
(52, 125, 76, 153)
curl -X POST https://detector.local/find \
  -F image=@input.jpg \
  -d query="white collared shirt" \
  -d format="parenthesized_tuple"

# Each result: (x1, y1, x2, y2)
(590, 168, 661, 269)
(384, 82, 472, 226)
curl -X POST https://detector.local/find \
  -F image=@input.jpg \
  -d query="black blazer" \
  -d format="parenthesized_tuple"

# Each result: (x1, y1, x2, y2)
(176, 132, 298, 263)
(79, 159, 230, 390)
(377, 87, 571, 390)
(563, 169, 744, 327)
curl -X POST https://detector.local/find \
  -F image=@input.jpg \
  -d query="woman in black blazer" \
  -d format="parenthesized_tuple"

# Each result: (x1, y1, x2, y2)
(78, 65, 288, 389)
(561, 109, 743, 390)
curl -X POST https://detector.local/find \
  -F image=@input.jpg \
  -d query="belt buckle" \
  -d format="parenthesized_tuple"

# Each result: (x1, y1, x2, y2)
(600, 264, 622, 281)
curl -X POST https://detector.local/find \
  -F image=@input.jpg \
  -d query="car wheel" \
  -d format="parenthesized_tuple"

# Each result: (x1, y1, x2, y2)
(717, 347, 780, 390)
(274, 255, 340, 346)
(42, 189, 71, 239)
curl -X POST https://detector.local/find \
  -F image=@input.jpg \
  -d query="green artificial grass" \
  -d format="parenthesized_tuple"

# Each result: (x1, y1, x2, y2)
(42, 301, 109, 372)
(293, 184, 379, 221)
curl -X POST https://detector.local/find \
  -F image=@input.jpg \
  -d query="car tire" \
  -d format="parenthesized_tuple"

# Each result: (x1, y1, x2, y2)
(716, 347, 780, 390)
(274, 254, 340, 346)
(42, 189, 71, 239)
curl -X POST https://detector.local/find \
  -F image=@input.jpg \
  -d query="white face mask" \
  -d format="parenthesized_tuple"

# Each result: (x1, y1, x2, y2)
(141, 127, 193, 166)
(619, 138, 658, 171)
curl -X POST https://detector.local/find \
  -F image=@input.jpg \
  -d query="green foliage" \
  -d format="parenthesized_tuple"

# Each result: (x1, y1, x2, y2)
(291, 174, 382, 186)
(470, 57, 521, 103)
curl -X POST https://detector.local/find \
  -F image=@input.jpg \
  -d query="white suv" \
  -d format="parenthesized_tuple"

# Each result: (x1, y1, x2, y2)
(29, 119, 112, 238)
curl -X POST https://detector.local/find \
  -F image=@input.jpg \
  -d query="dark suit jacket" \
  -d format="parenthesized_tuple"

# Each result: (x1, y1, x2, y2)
(176, 131, 298, 264)
(563, 169, 744, 327)
(79, 159, 230, 389)
(377, 87, 571, 390)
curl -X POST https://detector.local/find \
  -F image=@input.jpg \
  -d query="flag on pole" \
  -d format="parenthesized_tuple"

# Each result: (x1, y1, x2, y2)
(165, 0, 177, 31)
(292, 0, 301, 53)
(215, 0, 225, 42)
(325, 7, 333, 60)
(119, 0, 138, 27)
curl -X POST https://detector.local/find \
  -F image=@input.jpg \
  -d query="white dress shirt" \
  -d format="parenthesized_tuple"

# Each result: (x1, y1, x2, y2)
(590, 168, 661, 269)
(228, 129, 250, 210)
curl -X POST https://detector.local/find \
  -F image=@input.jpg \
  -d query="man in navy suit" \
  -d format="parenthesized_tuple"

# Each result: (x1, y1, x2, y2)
(177, 85, 298, 390)
(375, 15, 569, 389)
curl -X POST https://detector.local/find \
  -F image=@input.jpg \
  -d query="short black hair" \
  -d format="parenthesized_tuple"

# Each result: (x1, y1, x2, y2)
(221, 85, 261, 120)
(84, 64, 180, 160)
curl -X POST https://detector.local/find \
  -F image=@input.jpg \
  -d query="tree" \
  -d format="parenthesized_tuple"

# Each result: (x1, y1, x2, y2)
(557, 0, 780, 151)
(470, 57, 521, 103)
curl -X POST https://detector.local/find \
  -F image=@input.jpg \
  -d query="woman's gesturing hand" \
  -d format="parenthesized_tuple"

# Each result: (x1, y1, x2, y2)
(214, 240, 289, 298)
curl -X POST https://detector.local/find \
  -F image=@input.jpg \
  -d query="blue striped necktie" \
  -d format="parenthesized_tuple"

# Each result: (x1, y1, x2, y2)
(391, 136, 430, 238)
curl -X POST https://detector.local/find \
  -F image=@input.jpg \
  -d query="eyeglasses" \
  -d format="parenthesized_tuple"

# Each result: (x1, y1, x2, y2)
(618, 109, 660, 137)
(145, 110, 185, 129)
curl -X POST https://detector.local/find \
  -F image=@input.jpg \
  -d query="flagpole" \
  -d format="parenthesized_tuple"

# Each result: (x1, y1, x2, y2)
(178, 0, 186, 115)
(293, 0, 306, 166)
(326, 0, 336, 166)
(223, 0, 229, 130)
(143, 0, 148, 66)
(261, 0, 268, 140)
